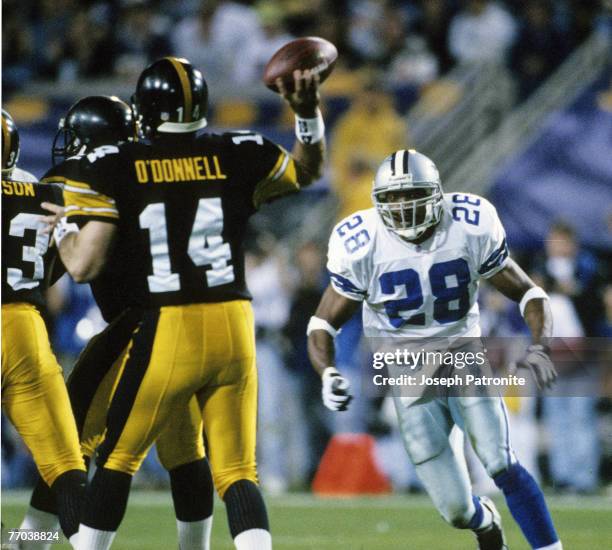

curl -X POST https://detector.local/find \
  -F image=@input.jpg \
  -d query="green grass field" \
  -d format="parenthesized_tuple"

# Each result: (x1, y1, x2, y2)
(2, 491, 611, 549)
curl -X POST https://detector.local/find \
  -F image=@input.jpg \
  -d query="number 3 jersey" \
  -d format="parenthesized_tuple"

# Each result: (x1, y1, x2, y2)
(327, 193, 509, 339)
(42, 132, 299, 308)
(2, 168, 62, 308)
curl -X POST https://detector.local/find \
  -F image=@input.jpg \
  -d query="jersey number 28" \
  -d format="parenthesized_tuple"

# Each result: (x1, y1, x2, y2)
(139, 198, 234, 293)
(380, 259, 471, 327)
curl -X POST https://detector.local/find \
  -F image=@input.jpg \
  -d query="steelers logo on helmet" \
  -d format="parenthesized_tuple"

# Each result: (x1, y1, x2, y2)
(52, 96, 136, 165)
(2, 110, 20, 174)
(132, 56, 208, 139)
(372, 149, 443, 241)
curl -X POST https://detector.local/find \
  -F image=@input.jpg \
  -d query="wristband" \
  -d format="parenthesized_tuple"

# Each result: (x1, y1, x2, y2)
(527, 343, 551, 354)
(295, 110, 325, 144)
(307, 316, 338, 337)
(322, 366, 341, 380)
(519, 286, 549, 316)
(53, 217, 79, 247)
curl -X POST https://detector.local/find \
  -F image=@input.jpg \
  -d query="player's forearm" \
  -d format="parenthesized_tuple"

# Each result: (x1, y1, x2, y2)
(292, 138, 326, 185)
(523, 298, 553, 345)
(307, 330, 336, 377)
(58, 232, 105, 283)
(56, 221, 116, 283)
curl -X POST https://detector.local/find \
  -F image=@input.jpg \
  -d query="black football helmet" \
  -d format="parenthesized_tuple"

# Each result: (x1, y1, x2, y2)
(132, 56, 208, 139)
(52, 95, 136, 165)
(2, 109, 20, 174)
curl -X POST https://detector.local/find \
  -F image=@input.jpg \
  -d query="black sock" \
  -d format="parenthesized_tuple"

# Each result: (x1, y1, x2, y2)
(81, 468, 132, 532)
(169, 458, 214, 522)
(30, 476, 57, 515)
(30, 456, 91, 517)
(223, 480, 269, 539)
(50, 469, 87, 539)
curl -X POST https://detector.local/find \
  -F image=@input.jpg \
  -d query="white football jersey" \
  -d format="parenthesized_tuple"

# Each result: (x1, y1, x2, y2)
(327, 193, 509, 338)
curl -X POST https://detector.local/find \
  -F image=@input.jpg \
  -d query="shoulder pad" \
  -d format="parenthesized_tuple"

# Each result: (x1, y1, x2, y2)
(444, 192, 500, 236)
(10, 167, 38, 183)
(329, 209, 377, 262)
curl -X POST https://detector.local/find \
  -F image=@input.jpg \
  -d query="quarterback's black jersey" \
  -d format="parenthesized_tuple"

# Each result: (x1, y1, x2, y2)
(2, 176, 62, 307)
(43, 132, 299, 308)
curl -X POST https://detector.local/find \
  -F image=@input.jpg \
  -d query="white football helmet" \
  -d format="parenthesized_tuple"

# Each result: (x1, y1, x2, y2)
(372, 149, 443, 240)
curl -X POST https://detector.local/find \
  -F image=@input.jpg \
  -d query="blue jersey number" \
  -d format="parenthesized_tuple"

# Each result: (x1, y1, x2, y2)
(452, 193, 480, 226)
(380, 269, 425, 327)
(337, 215, 370, 254)
(379, 258, 471, 327)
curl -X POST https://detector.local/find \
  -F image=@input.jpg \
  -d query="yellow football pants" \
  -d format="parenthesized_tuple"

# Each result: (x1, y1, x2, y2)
(70, 308, 205, 470)
(1, 303, 85, 486)
(97, 300, 258, 498)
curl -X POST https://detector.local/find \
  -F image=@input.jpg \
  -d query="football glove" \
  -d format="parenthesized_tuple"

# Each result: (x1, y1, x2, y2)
(511, 344, 557, 390)
(322, 367, 353, 412)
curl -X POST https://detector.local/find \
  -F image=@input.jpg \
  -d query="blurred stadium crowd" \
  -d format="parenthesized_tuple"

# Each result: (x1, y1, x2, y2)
(2, 0, 604, 96)
(2, 0, 612, 498)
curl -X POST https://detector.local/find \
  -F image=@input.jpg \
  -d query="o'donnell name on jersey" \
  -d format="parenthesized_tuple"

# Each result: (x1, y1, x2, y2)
(134, 155, 227, 183)
(372, 374, 527, 387)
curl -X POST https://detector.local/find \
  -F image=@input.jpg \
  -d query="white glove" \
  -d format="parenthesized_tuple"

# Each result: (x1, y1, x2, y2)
(322, 367, 353, 411)
(510, 344, 557, 390)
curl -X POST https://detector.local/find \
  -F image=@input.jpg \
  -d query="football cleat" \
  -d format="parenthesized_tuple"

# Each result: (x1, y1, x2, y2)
(475, 496, 508, 550)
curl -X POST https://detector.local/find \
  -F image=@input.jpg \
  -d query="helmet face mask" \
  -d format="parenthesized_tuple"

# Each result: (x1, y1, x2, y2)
(2, 110, 20, 175)
(372, 150, 443, 241)
(52, 119, 85, 165)
(52, 96, 135, 165)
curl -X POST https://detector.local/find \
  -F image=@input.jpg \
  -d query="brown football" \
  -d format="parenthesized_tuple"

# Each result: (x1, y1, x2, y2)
(263, 37, 338, 93)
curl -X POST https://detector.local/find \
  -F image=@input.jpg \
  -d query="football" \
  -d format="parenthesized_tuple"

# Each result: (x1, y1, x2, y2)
(263, 36, 338, 93)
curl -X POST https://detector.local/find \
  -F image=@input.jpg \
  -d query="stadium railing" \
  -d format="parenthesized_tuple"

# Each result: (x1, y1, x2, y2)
(443, 31, 610, 194)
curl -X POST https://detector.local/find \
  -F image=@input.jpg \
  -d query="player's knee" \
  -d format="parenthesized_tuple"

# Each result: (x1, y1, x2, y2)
(440, 502, 475, 529)
(38, 456, 86, 488)
(80, 434, 103, 461)
(156, 441, 205, 472)
(213, 466, 258, 499)
(403, 434, 446, 465)
(99, 453, 143, 476)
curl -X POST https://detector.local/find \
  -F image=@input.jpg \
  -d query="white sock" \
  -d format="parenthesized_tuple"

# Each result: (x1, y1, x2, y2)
(476, 503, 494, 531)
(233, 528, 271, 550)
(69, 532, 79, 549)
(535, 543, 563, 550)
(19, 506, 60, 550)
(176, 516, 212, 550)
(76, 525, 116, 550)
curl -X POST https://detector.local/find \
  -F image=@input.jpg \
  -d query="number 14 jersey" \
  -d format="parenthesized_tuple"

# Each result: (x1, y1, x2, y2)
(327, 193, 509, 339)
(42, 132, 299, 307)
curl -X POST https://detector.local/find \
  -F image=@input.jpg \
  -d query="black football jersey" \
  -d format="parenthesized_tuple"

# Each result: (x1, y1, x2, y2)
(43, 157, 136, 322)
(2, 174, 62, 307)
(43, 132, 299, 308)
